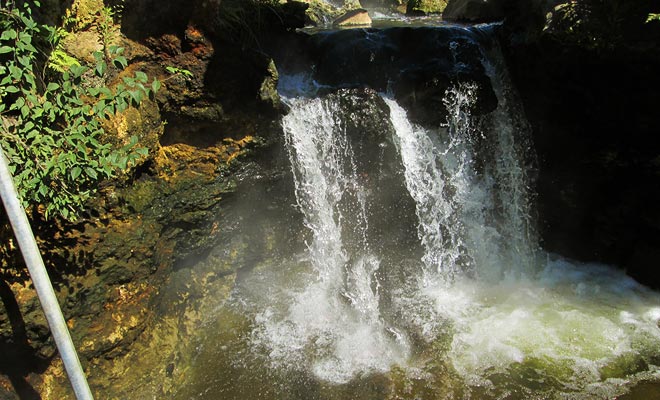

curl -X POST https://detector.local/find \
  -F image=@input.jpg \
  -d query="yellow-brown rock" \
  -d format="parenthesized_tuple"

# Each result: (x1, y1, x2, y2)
(334, 8, 373, 27)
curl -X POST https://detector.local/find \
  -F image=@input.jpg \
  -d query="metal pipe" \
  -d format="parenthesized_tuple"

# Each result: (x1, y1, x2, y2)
(0, 148, 94, 400)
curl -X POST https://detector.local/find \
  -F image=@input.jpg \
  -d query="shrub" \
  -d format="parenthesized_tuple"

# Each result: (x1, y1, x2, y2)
(0, 1, 159, 220)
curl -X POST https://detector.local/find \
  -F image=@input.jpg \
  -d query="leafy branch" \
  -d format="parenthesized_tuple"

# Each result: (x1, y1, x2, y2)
(0, 1, 160, 220)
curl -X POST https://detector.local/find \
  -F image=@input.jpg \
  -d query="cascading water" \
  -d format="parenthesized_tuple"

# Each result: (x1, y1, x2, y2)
(177, 24, 660, 400)
(250, 96, 409, 384)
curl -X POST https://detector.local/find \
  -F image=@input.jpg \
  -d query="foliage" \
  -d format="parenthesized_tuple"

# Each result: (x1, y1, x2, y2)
(648, 13, 660, 23)
(0, 1, 160, 220)
(98, 6, 119, 58)
(46, 27, 80, 72)
(547, 0, 655, 48)
(165, 66, 194, 79)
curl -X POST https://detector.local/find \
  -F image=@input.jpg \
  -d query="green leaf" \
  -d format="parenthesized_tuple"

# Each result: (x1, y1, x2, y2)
(113, 56, 128, 69)
(135, 71, 148, 83)
(84, 167, 98, 179)
(1, 30, 17, 41)
(95, 61, 107, 77)
(118, 156, 128, 170)
(70, 166, 82, 180)
(151, 78, 161, 93)
(128, 90, 142, 105)
(11, 97, 25, 110)
(9, 66, 22, 80)
(38, 184, 48, 197)
(18, 56, 31, 67)
(100, 87, 113, 98)
(46, 82, 60, 91)
(18, 32, 32, 45)
(70, 64, 86, 77)
(5, 86, 19, 93)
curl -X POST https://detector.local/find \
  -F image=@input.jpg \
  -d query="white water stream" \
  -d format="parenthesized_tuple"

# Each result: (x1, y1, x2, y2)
(213, 29, 660, 400)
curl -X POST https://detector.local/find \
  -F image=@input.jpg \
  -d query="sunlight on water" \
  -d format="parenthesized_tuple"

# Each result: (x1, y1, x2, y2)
(435, 258, 660, 394)
(181, 27, 660, 400)
(249, 96, 409, 384)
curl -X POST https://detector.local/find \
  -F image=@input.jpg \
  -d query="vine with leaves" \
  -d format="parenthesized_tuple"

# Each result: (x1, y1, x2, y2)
(0, 1, 160, 220)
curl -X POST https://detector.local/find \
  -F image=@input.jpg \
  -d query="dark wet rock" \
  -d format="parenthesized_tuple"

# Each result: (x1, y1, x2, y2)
(328, 88, 396, 143)
(320, 89, 422, 259)
(443, 0, 505, 22)
(505, 35, 660, 288)
(115, 0, 293, 124)
(308, 27, 497, 126)
(0, 120, 270, 397)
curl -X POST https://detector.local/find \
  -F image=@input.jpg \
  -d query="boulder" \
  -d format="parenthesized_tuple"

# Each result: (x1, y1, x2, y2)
(300, 0, 343, 26)
(406, 0, 448, 15)
(308, 26, 497, 126)
(442, 0, 504, 22)
(334, 9, 373, 26)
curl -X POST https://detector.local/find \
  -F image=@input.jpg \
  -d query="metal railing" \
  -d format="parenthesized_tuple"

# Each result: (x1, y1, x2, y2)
(0, 147, 94, 400)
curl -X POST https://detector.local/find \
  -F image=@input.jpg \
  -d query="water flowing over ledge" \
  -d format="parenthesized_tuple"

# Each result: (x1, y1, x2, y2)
(176, 24, 660, 400)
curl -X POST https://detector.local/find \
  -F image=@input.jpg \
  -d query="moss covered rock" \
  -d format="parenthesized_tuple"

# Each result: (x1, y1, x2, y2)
(406, 0, 448, 15)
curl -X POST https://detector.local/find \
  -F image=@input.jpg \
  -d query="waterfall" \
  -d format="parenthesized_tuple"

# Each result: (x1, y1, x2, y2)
(479, 42, 539, 279)
(383, 91, 473, 283)
(224, 25, 660, 399)
(252, 96, 409, 384)
(383, 53, 537, 285)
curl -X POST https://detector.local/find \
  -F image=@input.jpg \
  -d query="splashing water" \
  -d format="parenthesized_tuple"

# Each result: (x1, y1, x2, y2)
(250, 96, 409, 384)
(200, 31, 660, 400)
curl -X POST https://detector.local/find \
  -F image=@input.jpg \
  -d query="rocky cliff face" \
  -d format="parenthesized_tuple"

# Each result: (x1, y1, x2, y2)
(0, 0, 298, 397)
(505, 36, 660, 288)
(499, 1, 660, 288)
(2, 0, 660, 397)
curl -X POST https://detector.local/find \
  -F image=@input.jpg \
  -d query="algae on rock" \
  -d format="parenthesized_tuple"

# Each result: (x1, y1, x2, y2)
(406, 0, 448, 15)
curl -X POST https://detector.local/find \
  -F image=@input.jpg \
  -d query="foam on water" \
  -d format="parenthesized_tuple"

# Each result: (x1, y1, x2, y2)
(249, 96, 409, 384)
(442, 257, 660, 394)
(231, 30, 660, 398)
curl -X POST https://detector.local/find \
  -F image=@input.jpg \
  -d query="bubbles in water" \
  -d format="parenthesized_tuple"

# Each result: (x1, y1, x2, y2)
(221, 35, 660, 399)
(248, 96, 409, 384)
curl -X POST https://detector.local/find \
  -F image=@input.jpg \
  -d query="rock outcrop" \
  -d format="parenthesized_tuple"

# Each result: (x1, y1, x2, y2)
(504, 26, 660, 289)
(305, 26, 497, 126)
(406, 0, 448, 15)
(442, 0, 504, 22)
(334, 8, 373, 26)
(0, 0, 301, 397)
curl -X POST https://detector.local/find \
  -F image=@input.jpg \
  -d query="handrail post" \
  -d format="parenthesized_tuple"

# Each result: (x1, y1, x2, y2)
(0, 147, 94, 400)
